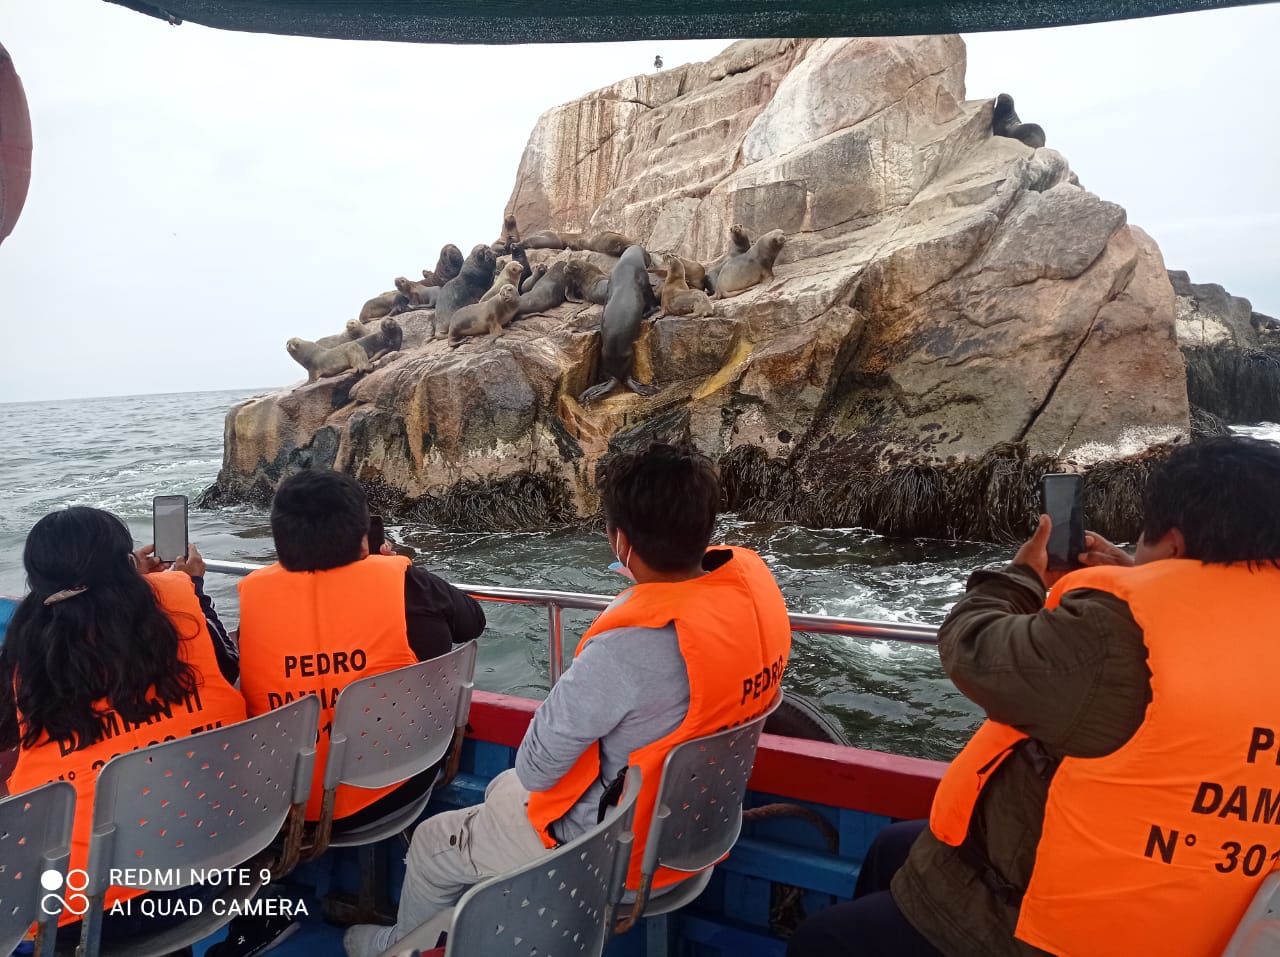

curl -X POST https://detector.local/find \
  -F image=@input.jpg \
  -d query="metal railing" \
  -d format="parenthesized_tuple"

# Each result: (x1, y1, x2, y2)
(205, 559, 939, 683)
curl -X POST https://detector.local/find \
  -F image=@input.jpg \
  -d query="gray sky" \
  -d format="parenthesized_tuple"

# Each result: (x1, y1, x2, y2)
(0, 1, 1276, 403)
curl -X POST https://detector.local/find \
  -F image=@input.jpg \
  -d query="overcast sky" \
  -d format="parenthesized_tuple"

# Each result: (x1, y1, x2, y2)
(0, 1, 1276, 403)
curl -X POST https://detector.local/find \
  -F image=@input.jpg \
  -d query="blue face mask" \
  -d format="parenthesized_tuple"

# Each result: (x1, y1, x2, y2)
(608, 535, 636, 582)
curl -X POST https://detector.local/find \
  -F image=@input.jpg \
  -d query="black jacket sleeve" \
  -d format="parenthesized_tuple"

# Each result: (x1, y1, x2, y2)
(191, 576, 240, 685)
(403, 566, 486, 661)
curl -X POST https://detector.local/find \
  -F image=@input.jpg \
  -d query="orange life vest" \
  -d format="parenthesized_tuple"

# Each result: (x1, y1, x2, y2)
(7, 572, 247, 924)
(238, 555, 417, 820)
(929, 559, 1280, 957)
(526, 546, 792, 891)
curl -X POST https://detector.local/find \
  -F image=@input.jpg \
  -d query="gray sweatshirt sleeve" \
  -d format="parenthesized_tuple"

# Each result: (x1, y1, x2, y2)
(515, 624, 686, 792)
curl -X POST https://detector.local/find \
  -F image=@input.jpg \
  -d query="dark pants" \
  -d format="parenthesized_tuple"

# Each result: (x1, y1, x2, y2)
(787, 820, 944, 957)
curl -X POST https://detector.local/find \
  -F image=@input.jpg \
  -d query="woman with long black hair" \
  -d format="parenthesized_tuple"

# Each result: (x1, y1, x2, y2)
(0, 506, 247, 955)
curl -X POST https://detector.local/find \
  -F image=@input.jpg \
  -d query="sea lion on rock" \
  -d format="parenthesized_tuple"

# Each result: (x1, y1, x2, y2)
(521, 263, 548, 294)
(286, 337, 372, 384)
(523, 230, 580, 250)
(433, 244, 498, 337)
(570, 231, 632, 257)
(353, 317, 403, 361)
(421, 244, 464, 287)
(448, 285, 520, 347)
(659, 256, 714, 318)
(579, 245, 660, 405)
(315, 319, 366, 350)
(388, 276, 440, 316)
(481, 260, 525, 302)
(705, 224, 752, 294)
(714, 229, 785, 300)
(992, 93, 1046, 149)
(662, 255, 707, 292)
(517, 260, 569, 316)
(508, 242, 533, 287)
(358, 290, 397, 323)
(565, 259, 611, 305)
(491, 215, 520, 255)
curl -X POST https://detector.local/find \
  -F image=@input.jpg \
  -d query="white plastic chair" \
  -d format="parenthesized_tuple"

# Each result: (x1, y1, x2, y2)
(0, 781, 75, 957)
(1222, 871, 1280, 957)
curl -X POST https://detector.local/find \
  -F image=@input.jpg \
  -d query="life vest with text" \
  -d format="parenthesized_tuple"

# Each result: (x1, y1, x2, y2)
(525, 546, 792, 891)
(238, 555, 417, 820)
(7, 572, 247, 924)
(928, 559, 1280, 957)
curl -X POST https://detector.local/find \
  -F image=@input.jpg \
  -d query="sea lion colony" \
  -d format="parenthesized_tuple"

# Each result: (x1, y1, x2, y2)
(288, 216, 781, 399)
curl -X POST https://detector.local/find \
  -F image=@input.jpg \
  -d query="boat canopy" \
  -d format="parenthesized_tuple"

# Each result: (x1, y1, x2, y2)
(0, 42, 32, 247)
(104, 0, 1277, 44)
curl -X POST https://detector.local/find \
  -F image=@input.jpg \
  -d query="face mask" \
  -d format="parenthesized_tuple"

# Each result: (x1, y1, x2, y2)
(608, 534, 636, 582)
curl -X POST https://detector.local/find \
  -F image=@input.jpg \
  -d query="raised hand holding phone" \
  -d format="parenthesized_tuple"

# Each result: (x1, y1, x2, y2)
(153, 494, 189, 564)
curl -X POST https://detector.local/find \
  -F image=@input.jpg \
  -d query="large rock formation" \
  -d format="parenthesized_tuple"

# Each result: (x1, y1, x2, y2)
(205, 36, 1204, 542)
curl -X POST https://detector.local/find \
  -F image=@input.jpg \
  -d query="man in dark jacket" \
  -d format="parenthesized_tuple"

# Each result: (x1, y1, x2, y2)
(789, 435, 1280, 957)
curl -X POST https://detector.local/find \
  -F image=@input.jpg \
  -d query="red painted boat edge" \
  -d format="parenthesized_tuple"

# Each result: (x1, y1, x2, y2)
(468, 689, 946, 819)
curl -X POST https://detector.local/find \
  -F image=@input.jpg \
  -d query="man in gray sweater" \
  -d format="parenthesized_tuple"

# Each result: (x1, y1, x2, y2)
(345, 442, 792, 957)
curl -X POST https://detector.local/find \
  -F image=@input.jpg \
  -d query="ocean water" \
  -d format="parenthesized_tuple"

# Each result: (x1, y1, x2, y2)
(1, 389, 1276, 761)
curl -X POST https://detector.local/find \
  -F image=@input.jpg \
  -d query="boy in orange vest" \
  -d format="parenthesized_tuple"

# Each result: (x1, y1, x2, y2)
(344, 442, 792, 957)
(789, 436, 1280, 957)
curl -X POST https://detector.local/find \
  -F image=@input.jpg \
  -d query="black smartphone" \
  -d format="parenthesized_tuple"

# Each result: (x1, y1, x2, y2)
(368, 514, 385, 555)
(153, 495, 189, 564)
(1041, 474, 1085, 571)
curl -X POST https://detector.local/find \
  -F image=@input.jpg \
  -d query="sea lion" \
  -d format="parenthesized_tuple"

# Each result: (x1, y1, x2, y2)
(714, 229, 786, 300)
(421, 244, 464, 287)
(662, 255, 707, 292)
(286, 337, 372, 384)
(659, 256, 714, 318)
(353, 317, 403, 361)
(490, 215, 520, 255)
(705, 224, 752, 294)
(358, 290, 397, 323)
(565, 259, 611, 305)
(579, 245, 660, 404)
(388, 276, 440, 316)
(315, 319, 366, 350)
(448, 285, 520, 347)
(481, 260, 524, 302)
(517, 260, 570, 316)
(992, 93, 1046, 149)
(523, 230, 581, 250)
(520, 263, 548, 294)
(508, 242, 533, 287)
(570, 231, 633, 257)
(433, 244, 498, 337)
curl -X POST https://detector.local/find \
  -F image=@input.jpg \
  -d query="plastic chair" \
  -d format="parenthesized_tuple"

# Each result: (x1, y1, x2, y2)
(1222, 871, 1280, 956)
(615, 695, 782, 937)
(75, 695, 320, 957)
(374, 767, 642, 957)
(0, 781, 75, 957)
(314, 642, 477, 925)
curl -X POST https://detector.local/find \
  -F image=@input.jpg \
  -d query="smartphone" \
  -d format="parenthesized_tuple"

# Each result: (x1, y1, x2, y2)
(153, 495, 189, 564)
(368, 514, 385, 555)
(1041, 474, 1085, 571)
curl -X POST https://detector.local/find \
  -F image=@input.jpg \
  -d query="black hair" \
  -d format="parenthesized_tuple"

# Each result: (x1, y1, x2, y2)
(270, 468, 369, 572)
(1142, 435, 1280, 567)
(599, 442, 720, 572)
(0, 507, 199, 752)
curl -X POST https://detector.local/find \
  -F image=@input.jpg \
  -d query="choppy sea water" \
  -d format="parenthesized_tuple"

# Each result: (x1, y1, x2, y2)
(1, 389, 1275, 761)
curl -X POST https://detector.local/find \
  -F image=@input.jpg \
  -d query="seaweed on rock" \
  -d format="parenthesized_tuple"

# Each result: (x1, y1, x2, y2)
(1183, 344, 1280, 424)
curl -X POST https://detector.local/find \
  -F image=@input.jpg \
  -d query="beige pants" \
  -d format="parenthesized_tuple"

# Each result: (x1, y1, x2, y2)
(348, 768, 552, 957)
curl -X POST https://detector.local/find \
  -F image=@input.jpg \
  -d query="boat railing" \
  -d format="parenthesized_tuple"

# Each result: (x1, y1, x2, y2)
(204, 559, 940, 683)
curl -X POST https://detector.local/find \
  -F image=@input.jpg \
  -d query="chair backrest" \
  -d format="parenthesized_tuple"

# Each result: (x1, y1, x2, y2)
(83, 695, 319, 894)
(1222, 871, 1280, 956)
(325, 640, 477, 792)
(443, 768, 641, 957)
(640, 696, 781, 881)
(0, 781, 75, 957)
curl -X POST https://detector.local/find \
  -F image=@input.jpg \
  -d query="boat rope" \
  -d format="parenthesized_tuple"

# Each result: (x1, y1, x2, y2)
(742, 802, 839, 852)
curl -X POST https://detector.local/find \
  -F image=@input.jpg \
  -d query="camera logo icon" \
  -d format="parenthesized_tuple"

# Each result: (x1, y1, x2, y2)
(40, 869, 90, 917)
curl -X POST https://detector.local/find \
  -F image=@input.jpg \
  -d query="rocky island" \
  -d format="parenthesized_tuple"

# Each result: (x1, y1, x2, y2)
(200, 36, 1279, 542)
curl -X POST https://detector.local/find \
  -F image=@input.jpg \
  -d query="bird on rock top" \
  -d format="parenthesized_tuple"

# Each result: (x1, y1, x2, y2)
(654, 55, 663, 70)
